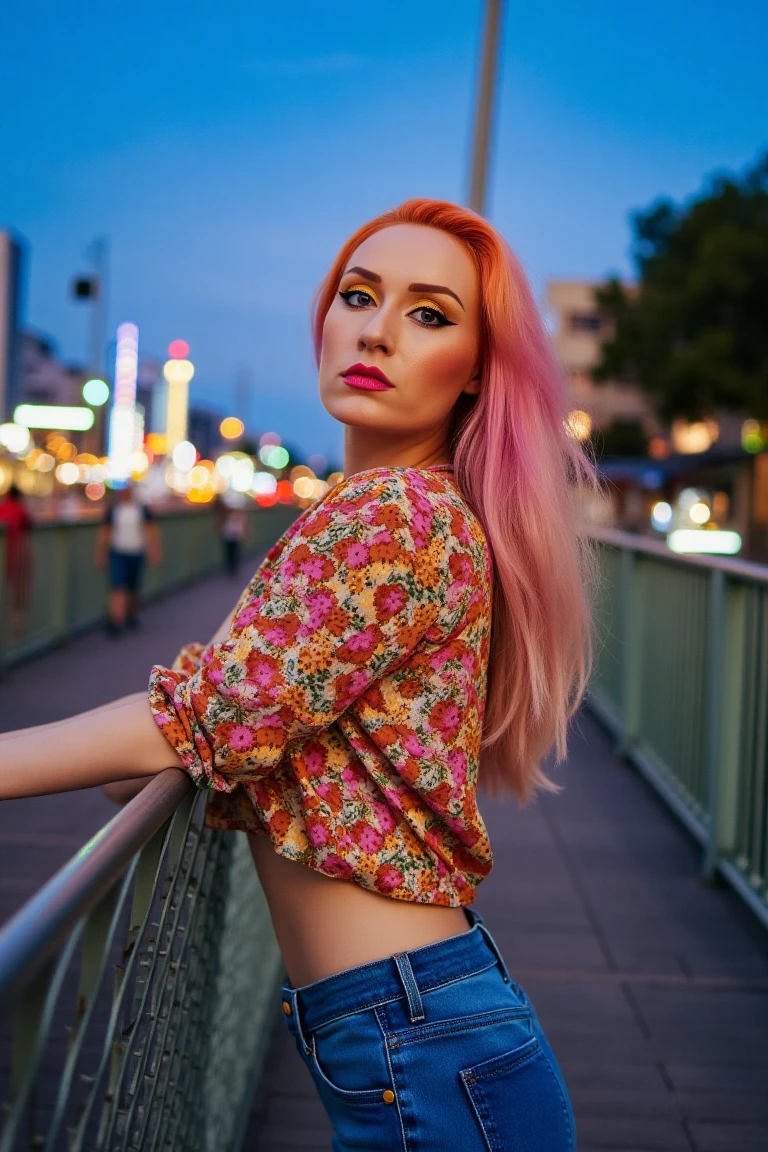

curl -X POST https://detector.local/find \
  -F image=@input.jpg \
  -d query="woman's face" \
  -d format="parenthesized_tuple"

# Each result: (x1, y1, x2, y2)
(318, 224, 481, 445)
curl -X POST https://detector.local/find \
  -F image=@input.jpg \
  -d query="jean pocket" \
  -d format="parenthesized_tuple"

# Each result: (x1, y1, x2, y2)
(305, 1011, 393, 1106)
(460, 1038, 575, 1152)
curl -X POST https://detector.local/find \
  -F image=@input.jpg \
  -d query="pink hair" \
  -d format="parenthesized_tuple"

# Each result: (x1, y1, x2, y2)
(311, 199, 599, 803)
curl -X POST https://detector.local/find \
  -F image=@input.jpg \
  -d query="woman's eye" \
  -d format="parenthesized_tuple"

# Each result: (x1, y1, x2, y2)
(409, 306, 452, 328)
(339, 289, 376, 308)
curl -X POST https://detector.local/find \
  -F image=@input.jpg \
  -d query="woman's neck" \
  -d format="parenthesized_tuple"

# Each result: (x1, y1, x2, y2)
(343, 427, 451, 479)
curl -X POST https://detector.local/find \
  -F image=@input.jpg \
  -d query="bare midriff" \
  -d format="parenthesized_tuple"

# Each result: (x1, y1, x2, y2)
(247, 834, 470, 988)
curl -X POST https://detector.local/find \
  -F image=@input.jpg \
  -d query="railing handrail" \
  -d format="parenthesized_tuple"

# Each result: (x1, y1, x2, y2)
(588, 525, 768, 585)
(0, 769, 193, 1002)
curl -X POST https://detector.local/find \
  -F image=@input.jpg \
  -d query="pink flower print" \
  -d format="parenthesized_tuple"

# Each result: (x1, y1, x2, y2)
(400, 730, 429, 757)
(306, 818, 329, 846)
(306, 589, 336, 631)
(460, 649, 477, 675)
(337, 833, 355, 851)
(447, 748, 467, 780)
(436, 858, 448, 878)
(322, 855, 354, 880)
(429, 649, 453, 672)
(303, 743, 327, 777)
(412, 510, 432, 536)
(153, 712, 171, 727)
(278, 558, 298, 581)
(429, 700, 462, 741)
(229, 725, 255, 753)
(206, 665, 224, 686)
(358, 825, 384, 854)
(345, 541, 370, 569)
(341, 763, 366, 787)
(372, 802, 396, 833)
(375, 864, 403, 894)
(263, 623, 290, 646)
(373, 583, 408, 621)
(300, 555, 329, 581)
(234, 605, 259, 629)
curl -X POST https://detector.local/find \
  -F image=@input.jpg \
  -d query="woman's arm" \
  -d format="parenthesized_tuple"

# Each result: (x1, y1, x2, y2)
(0, 690, 147, 743)
(0, 697, 184, 800)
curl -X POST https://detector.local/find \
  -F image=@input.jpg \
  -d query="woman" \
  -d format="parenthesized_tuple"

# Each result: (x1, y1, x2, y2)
(0, 200, 596, 1151)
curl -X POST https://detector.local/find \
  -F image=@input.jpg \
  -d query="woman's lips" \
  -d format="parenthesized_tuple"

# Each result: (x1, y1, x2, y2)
(342, 374, 394, 392)
(341, 363, 394, 391)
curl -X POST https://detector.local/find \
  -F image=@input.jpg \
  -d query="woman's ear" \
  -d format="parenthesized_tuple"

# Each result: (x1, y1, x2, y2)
(463, 367, 482, 397)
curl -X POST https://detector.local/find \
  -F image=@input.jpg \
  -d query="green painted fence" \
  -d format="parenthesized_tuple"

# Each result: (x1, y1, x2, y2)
(0, 505, 298, 671)
(588, 527, 768, 929)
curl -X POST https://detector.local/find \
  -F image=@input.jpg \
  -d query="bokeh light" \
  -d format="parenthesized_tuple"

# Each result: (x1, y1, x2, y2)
(220, 417, 245, 440)
(168, 339, 190, 360)
(172, 440, 197, 471)
(82, 378, 110, 406)
(0, 422, 31, 454)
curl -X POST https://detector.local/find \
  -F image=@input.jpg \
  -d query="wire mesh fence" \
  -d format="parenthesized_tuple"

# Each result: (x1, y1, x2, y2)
(0, 774, 281, 1151)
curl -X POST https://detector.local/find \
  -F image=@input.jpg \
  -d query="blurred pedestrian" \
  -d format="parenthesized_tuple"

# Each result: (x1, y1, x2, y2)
(214, 495, 249, 577)
(0, 483, 33, 638)
(95, 485, 161, 636)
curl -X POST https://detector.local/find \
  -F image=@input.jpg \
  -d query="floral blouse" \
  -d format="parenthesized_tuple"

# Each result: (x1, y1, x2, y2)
(148, 465, 494, 906)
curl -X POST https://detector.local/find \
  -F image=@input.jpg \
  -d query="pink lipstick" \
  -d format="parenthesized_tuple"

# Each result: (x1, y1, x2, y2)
(341, 363, 394, 391)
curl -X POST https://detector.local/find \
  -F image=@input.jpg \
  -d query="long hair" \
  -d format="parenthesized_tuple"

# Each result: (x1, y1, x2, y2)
(311, 199, 599, 804)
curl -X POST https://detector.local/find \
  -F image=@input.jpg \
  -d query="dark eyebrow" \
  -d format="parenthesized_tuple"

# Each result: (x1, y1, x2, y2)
(408, 282, 464, 311)
(342, 265, 382, 283)
(341, 267, 464, 311)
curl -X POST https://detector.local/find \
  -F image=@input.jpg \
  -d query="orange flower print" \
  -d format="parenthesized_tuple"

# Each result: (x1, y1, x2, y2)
(429, 700, 462, 741)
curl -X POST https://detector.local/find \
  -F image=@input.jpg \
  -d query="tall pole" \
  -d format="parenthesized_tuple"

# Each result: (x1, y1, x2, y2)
(89, 236, 108, 377)
(468, 0, 505, 216)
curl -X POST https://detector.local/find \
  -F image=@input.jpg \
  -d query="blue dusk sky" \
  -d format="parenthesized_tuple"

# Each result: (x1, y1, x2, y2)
(1, 0, 766, 461)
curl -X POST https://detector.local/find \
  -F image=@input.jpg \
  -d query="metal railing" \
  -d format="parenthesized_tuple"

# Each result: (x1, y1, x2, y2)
(0, 772, 282, 1151)
(587, 527, 768, 929)
(0, 505, 298, 672)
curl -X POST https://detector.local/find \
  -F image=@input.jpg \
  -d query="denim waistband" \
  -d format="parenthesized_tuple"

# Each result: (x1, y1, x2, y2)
(282, 907, 511, 1036)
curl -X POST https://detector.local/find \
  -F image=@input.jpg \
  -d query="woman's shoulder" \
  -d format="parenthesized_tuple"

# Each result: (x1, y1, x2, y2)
(300, 466, 489, 569)
(320, 465, 473, 520)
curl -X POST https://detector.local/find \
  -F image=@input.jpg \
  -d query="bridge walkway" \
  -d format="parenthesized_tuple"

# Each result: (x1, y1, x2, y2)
(1, 571, 767, 1152)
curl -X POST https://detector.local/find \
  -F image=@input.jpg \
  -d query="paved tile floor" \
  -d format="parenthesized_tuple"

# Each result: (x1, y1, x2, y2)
(2, 571, 768, 1151)
(246, 712, 768, 1152)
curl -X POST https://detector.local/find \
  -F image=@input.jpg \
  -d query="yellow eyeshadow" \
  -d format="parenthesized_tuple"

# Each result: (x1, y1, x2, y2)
(410, 298, 447, 317)
(344, 282, 380, 305)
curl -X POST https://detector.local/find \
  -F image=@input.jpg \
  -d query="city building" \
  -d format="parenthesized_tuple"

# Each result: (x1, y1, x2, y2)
(18, 331, 84, 407)
(187, 404, 223, 460)
(546, 280, 661, 437)
(0, 230, 26, 422)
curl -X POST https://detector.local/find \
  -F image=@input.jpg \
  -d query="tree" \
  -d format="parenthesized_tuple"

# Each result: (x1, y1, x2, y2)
(590, 419, 649, 460)
(593, 153, 768, 421)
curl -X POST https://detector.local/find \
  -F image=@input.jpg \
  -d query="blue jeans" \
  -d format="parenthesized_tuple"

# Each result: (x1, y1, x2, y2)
(281, 908, 576, 1151)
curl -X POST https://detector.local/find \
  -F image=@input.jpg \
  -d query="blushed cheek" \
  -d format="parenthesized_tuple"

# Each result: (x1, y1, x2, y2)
(418, 340, 477, 395)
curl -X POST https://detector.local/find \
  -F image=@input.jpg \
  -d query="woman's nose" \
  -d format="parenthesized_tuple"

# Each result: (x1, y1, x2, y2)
(357, 311, 393, 354)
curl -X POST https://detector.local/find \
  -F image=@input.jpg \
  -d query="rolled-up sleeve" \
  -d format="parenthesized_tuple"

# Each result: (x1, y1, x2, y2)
(148, 472, 451, 793)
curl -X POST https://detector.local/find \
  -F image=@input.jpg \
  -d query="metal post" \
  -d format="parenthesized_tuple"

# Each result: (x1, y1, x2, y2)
(468, 0, 505, 215)
(702, 567, 725, 880)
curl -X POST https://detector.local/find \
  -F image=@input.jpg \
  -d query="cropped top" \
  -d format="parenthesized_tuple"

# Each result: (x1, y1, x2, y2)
(148, 465, 494, 906)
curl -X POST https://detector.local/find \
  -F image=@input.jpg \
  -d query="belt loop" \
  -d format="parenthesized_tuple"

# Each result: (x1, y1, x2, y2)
(393, 952, 425, 1023)
(286, 987, 312, 1055)
(474, 919, 512, 984)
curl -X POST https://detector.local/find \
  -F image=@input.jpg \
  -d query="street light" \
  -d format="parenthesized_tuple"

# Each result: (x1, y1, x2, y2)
(163, 341, 194, 454)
